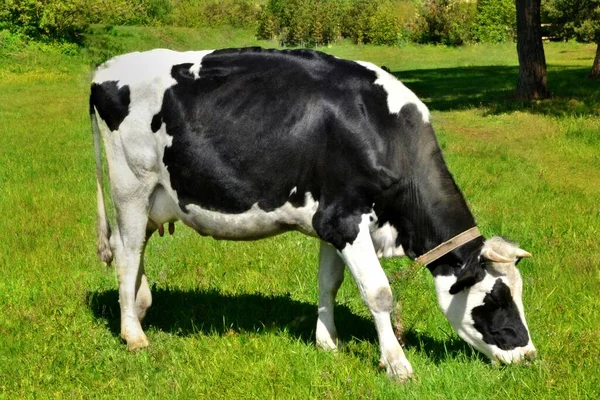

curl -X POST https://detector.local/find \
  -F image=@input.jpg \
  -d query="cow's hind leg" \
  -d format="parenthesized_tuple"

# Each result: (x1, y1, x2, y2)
(316, 241, 345, 351)
(111, 201, 152, 350)
(338, 216, 413, 381)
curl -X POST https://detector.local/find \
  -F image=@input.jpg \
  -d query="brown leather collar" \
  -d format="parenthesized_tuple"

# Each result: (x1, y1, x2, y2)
(415, 227, 482, 266)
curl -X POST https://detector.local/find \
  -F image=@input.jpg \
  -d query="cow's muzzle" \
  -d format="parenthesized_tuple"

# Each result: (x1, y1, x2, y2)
(493, 345, 537, 365)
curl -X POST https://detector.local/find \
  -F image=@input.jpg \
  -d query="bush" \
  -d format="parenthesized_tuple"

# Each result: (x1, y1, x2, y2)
(0, 0, 150, 42)
(144, 0, 174, 25)
(343, 0, 401, 45)
(171, 0, 260, 29)
(543, 0, 600, 43)
(200, 0, 260, 28)
(0, 0, 260, 44)
(574, 19, 599, 42)
(257, 0, 402, 46)
(368, 3, 402, 45)
(0, 0, 91, 43)
(258, 0, 342, 46)
(472, 0, 516, 43)
(0, 29, 27, 56)
(413, 0, 477, 45)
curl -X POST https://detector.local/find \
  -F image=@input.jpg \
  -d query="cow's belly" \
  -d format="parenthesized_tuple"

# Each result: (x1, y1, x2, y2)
(149, 185, 319, 240)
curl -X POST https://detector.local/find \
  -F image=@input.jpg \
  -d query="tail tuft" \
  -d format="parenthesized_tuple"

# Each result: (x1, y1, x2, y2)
(97, 216, 113, 264)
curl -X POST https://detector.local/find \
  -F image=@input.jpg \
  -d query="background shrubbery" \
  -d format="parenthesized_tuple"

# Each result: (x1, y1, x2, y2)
(0, 0, 260, 43)
(542, 0, 600, 43)
(0, 0, 597, 48)
(412, 0, 476, 45)
(256, 0, 403, 46)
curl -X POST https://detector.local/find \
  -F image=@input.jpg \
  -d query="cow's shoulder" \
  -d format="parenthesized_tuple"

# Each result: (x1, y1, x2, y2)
(355, 61, 430, 123)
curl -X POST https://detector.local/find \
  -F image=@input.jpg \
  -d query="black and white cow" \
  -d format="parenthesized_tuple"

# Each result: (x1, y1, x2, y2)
(90, 47, 536, 380)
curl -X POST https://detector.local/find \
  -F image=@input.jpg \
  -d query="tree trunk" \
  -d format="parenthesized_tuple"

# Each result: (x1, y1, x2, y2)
(589, 42, 600, 79)
(515, 0, 549, 99)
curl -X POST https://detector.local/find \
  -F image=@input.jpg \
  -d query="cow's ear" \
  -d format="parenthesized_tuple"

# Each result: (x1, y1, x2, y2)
(449, 263, 486, 295)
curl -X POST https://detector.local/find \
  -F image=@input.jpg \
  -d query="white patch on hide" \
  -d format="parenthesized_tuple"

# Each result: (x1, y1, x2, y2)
(356, 61, 430, 123)
(93, 49, 215, 197)
(434, 274, 495, 358)
(93, 50, 214, 161)
(93, 49, 214, 90)
(189, 62, 202, 79)
(178, 192, 319, 239)
(371, 222, 405, 258)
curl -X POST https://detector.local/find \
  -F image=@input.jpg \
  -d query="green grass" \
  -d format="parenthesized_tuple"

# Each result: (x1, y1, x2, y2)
(1, 26, 599, 398)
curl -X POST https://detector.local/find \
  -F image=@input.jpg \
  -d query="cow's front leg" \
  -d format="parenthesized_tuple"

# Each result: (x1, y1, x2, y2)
(338, 215, 413, 381)
(134, 232, 153, 322)
(316, 241, 345, 351)
(112, 204, 151, 350)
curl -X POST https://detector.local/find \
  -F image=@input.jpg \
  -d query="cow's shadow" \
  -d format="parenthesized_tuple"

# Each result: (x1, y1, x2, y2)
(87, 288, 484, 364)
(87, 288, 376, 343)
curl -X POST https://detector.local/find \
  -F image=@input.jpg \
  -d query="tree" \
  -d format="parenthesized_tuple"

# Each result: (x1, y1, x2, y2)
(591, 44, 600, 79)
(515, 0, 549, 99)
(543, 0, 600, 79)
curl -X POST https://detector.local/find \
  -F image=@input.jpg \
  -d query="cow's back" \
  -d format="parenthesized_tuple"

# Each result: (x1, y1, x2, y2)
(90, 47, 430, 245)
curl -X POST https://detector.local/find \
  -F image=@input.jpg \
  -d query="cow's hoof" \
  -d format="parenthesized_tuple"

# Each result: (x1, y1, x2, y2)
(122, 333, 149, 351)
(380, 359, 414, 383)
(316, 335, 339, 352)
(127, 336, 149, 351)
(316, 340, 337, 352)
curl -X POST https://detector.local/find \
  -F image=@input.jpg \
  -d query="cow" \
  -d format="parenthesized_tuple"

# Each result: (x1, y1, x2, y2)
(89, 47, 536, 381)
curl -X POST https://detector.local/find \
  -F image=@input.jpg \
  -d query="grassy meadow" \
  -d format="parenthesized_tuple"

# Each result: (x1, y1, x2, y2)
(0, 26, 599, 398)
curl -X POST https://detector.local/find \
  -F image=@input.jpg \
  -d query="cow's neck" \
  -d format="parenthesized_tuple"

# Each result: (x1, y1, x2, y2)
(382, 122, 481, 268)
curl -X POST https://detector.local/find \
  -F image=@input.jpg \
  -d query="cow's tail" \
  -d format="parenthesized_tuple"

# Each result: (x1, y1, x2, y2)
(90, 105, 113, 265)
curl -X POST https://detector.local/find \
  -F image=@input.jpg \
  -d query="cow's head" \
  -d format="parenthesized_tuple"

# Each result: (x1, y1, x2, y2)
(434, 237, 536, 364)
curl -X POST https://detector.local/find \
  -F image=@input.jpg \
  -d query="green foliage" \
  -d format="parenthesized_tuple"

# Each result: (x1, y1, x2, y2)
(0, 29, 26, 56)
(413, 0, 477, 45)
(170, 0, 260, 28)
(257, 0, 342, 46)
(87, 1, 148, 26)
(257, 0, 401, 46)
(0, 0, 162, 42)
(0, 0, 92, 42)
(0, 0, 529, 47)
(472, 0, 516, 43)
(343, 0, 402, 45)
(542, 0, 600, 43)
(0, 0, 259, 43)
(201, 0, 260, 28)
(543, 0, 600, 43)
(141, 0, 174, 25)
(575, 19, 599, 42)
